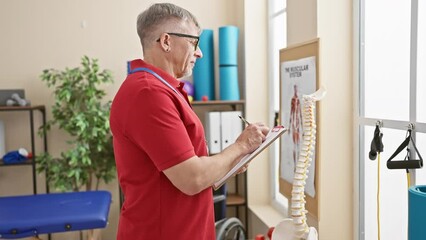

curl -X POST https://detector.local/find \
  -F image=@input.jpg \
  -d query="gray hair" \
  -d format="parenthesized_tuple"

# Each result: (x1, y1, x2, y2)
(137, 3, 200, 51)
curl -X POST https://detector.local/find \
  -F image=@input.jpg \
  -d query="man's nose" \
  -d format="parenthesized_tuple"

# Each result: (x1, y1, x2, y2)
(195, 47, 203, 58)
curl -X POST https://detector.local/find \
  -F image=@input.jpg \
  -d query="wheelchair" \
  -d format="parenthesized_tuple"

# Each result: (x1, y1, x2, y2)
(214, 184, 246, 240)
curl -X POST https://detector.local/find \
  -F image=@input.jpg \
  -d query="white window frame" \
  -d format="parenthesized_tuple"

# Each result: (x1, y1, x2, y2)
(357, 0, 426, 239)
(267, 0, 288, 212)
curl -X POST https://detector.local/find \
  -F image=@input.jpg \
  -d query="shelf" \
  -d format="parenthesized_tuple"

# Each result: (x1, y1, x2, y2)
(226, 193, 246, 206)
(191, 100, 245, 106)
(0, 105, 46, 112)
(0, 105, 48, 195)
(0, 158, 33, 166)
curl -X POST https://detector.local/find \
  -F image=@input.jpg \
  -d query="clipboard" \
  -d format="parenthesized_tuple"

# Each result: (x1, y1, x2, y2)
(213, 125, 287, 190)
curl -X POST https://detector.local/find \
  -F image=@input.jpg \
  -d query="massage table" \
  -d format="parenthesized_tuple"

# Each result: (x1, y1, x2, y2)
(0, 191, 111, 239)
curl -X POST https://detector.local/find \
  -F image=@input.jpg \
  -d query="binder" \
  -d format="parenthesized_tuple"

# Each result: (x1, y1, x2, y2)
(205, 112, 222, 154)
(220, 111, 243, 150)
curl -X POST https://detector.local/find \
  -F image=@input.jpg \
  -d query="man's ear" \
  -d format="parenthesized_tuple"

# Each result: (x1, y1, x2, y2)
(159, 33, 171, 52)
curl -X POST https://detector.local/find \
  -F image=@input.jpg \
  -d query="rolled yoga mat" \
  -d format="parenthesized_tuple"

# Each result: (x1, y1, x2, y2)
(193, 29, 215, 101)
(219, 66, 239, 100)
(219, 26, 239, 65)
(408, 185, 426, 240)
(219, 26, 240, 100)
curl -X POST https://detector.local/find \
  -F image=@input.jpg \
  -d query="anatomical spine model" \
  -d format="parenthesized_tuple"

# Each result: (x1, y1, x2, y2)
(272, 87, 326, 240)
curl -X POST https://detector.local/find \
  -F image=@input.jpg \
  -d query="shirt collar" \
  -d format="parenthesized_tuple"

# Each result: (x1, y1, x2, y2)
(128, 59, 181, 88)
(128, 59, 192, 107)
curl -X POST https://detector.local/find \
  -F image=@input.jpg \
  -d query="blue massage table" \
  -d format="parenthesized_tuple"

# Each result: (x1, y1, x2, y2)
(0, 191, 111, 239)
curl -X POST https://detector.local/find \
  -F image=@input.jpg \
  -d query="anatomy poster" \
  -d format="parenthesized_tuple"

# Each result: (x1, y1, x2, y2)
(280, 56, 316, 197)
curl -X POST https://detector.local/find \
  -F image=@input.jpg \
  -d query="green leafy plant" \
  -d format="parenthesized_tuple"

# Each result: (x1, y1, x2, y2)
(37, 56, 115, 192)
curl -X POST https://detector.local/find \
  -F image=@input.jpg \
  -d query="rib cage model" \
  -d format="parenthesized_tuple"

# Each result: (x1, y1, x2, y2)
(272, 87, 326, 240)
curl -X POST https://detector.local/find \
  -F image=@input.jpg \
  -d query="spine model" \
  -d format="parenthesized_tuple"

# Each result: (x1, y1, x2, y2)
(271, 87, 325, 240)
(290, 93, 317, 239)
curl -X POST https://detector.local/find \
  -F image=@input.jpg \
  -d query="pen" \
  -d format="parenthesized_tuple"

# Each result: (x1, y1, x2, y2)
(238, 115, 251, 125)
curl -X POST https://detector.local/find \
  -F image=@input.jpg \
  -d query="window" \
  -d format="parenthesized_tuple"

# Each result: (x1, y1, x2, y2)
(268, 0, 287, 210)
(417, 0, 426, 123)
(358, 0, 426, 239)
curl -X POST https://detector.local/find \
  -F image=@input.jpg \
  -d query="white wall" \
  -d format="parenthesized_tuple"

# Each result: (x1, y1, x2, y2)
(243, 0, 271, 237)
(244, 0, 269, 205)
(287, 0, 354, 238)
(287, 0, 317, 46)
(317, 0, 353, 238)
(0, 0, 244, 239)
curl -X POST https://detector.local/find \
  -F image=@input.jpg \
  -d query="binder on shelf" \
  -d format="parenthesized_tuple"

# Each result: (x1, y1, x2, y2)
(205, 111, 222, 154)
(220, 111, 242, 150)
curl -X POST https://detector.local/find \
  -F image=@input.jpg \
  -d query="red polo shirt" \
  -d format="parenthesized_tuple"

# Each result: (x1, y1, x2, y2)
(110, 59, 215, 240)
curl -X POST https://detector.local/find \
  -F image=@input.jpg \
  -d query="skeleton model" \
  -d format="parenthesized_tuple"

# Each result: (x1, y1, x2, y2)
(272, 87, 326, 240)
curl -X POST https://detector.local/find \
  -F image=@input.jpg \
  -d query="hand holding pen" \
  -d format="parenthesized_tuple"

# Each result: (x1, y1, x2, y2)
(236, 115, 269, 153)
(238, 115, 250, 126)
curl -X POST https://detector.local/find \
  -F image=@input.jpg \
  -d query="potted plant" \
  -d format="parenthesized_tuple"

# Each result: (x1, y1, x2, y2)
(36, 56, 115, 239)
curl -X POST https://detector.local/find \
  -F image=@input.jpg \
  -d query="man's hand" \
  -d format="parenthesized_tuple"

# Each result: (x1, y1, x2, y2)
(235, 123, 270, 154)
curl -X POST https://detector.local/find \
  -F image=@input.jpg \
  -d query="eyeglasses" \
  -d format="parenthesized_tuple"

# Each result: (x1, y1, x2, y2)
(157, 32, 200, 51)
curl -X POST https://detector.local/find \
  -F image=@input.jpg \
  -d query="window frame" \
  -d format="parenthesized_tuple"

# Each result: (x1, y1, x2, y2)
(357, 0, 426, 239)
(267, 0, 288, 212)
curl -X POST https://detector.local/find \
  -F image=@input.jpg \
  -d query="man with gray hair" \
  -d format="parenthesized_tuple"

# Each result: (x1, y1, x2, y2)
(110, 3, 269, 239)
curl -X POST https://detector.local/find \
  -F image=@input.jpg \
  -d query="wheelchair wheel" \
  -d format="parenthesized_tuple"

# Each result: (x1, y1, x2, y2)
(215, 217, 246, 240)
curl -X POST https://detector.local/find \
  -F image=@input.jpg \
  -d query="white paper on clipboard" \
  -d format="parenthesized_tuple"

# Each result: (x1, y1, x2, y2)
(213, 125, 287, 190)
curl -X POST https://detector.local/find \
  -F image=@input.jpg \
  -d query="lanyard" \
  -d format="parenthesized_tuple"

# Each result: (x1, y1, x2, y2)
(128, 66, 190, 107)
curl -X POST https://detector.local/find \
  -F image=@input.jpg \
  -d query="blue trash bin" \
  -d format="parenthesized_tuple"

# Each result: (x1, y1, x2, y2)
(409, 185, 426, 240)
